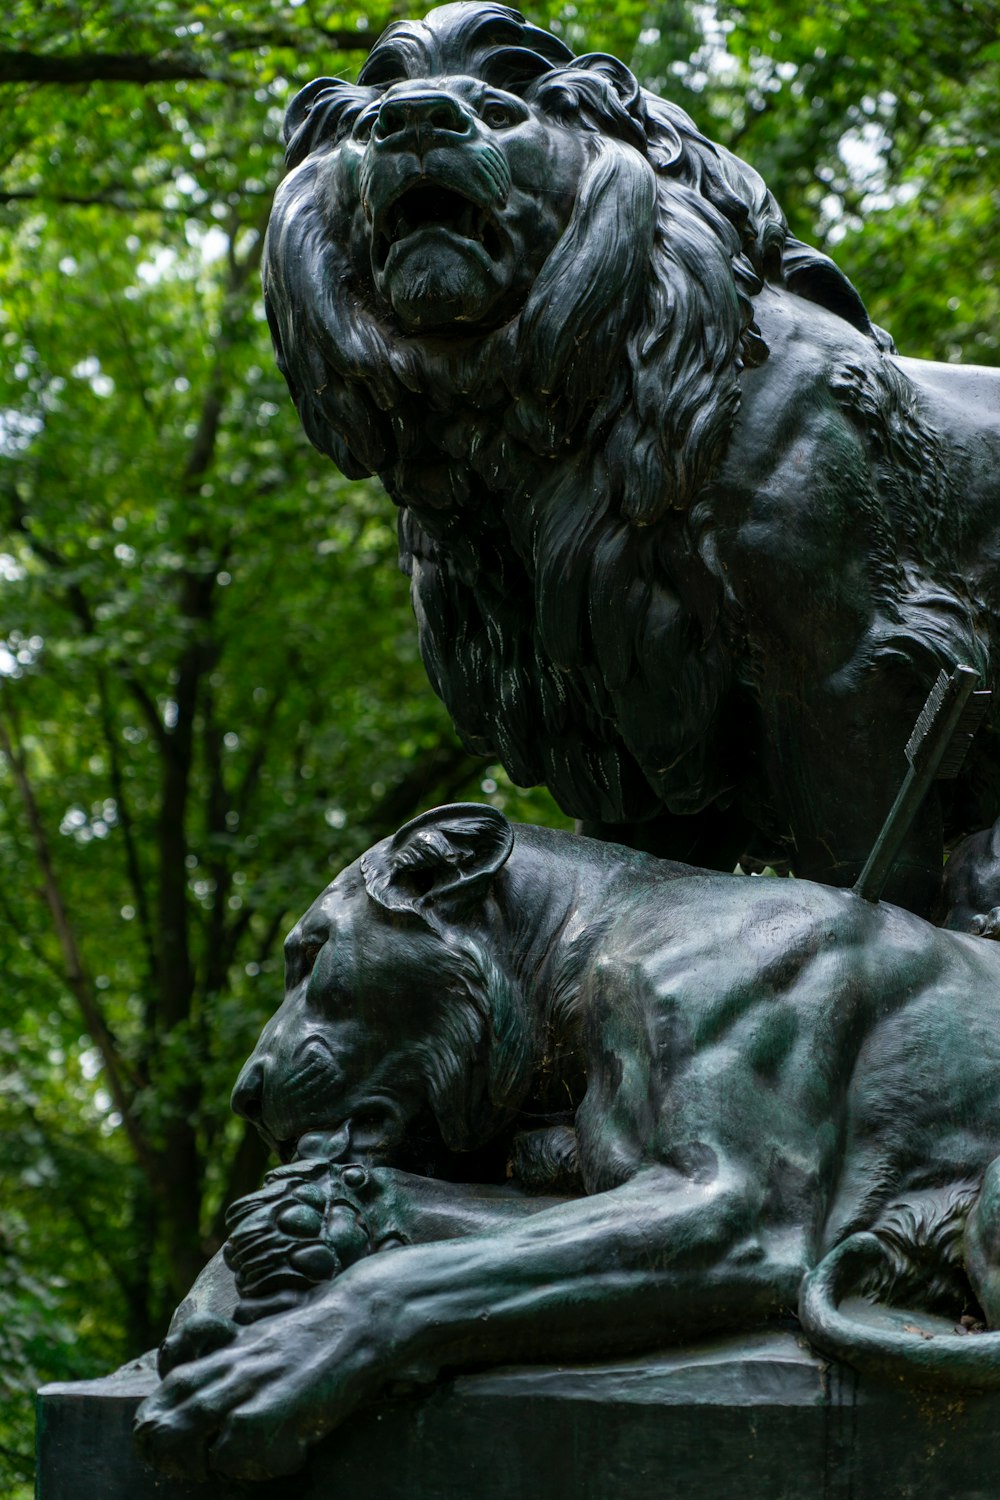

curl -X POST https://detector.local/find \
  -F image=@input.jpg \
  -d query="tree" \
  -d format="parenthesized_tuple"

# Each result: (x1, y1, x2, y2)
(0, 5, 575, 1488)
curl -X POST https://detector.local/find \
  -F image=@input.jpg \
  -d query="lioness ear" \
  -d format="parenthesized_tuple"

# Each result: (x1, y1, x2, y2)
(361, 804, 514, 915)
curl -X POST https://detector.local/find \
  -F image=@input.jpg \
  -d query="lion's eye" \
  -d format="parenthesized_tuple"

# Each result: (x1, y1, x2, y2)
(482, 103, 514, 129)
(353, 107, 378, 143)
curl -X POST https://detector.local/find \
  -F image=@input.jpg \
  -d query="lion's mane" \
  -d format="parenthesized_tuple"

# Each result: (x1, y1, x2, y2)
(264, 4, 976, 831)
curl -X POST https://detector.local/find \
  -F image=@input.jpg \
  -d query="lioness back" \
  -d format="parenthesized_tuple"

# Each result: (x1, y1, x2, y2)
(575, 873, 1000, 1244)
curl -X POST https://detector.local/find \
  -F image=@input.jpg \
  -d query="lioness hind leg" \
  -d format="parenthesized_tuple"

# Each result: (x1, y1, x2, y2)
(943, 821, 1000, 935)
(965, 1157, 1000, 1325)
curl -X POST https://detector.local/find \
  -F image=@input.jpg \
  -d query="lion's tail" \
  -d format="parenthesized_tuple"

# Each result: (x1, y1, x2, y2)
(800, 1232, 1000, 1388)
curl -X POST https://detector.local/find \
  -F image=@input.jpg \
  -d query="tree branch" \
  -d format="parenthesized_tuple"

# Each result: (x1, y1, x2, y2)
(234, 685, 288, 819)
(216, 25, 383, 54)
(210, 1123, 269, 1248)
(0, 1441, 31, 1478)
(0, 884, 68, 990)
(0, 27, 379, 89)
(2, 481, 171, 750)
(363, 738, 484, 834)
(0, 703, 156, 1174)
(22, 1111, 144, 1306)
(94, 668, 159, 1014)
(181, 216, 264, 490)
(0, 50, 234, 86)
(0, 188, 185, 212)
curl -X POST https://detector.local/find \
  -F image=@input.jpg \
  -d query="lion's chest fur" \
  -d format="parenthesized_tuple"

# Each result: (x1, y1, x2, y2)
(399, 289, 994, 842)
(400, 421, 738, 824)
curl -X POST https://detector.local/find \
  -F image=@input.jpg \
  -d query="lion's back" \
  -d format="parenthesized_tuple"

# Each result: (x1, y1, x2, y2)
(898, 355, 1000, 570)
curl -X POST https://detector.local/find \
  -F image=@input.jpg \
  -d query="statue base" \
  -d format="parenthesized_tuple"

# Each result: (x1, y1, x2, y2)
(37, 1329, 1000, 1499)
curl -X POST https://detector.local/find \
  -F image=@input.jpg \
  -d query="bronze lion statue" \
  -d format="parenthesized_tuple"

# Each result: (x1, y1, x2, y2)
(262, 2, 1000, 918)
(138, 805, 1000, 1480)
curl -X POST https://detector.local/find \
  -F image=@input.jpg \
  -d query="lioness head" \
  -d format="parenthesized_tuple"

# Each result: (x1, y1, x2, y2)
(231, 805, 533, 1164)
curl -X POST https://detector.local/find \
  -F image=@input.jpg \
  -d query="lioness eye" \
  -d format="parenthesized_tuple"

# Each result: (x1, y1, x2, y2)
(483, 103, 513, 129)
(300, 938, 325, 968)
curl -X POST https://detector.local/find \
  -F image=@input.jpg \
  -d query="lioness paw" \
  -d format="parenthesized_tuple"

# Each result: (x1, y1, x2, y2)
(969, 906, 1000, 939)
(207, 1408, 310, 1481)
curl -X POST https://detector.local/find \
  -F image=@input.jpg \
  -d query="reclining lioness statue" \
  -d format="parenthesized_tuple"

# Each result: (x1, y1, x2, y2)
(138, 805, 1000, 1480)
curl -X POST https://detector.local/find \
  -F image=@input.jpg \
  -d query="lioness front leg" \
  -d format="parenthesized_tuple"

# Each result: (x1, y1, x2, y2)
(159, 1166, 571, 1370)
(136, 1164, 797, 1481)
(137, 1277, 389, 1481)
(230, 1163, 574, 1308)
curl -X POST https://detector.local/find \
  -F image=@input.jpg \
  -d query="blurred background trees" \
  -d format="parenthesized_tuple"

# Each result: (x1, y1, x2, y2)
(1, 0, 997, 1490)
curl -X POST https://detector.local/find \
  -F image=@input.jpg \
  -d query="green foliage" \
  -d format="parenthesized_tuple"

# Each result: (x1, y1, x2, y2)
(634, 0, 1000, 361)
(0, 0, 996, 1488)
(0, 5, 571, 1482)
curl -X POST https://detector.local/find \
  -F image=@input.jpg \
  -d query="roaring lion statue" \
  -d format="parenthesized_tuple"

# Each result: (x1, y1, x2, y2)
(262, 2, 1000, 918)
(137, 805, 1000, 1480)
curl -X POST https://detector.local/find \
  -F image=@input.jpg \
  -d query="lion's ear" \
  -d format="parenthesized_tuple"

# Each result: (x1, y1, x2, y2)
(361, 804, 514, 915)
(573, 53, 642, 111)
(561, 55, 683, 168)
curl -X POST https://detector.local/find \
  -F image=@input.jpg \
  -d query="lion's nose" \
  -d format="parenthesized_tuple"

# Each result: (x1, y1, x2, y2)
(373, 89, 475, 144)
(231, 1058, 265, 1122)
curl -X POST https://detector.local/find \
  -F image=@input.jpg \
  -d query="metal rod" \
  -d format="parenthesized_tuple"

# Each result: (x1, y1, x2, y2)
(854, 666, 982, 904)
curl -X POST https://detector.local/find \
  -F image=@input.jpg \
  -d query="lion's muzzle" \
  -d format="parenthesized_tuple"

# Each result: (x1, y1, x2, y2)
(351, 84, 519, 330)
(369, 86, 478, 149)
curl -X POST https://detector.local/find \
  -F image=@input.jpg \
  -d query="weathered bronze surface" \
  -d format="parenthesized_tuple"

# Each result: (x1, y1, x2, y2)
(263, 1, 1000, 917)
(133, 805, 1000, 1480)
(74, 8, 1000, 1490)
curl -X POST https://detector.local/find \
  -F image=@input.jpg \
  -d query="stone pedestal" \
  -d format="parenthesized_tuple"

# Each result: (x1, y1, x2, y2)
(36, 1330, 1000, 1500)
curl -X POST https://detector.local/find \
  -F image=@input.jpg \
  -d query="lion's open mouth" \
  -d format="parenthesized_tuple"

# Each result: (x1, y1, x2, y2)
(374, 183, 503, 269)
